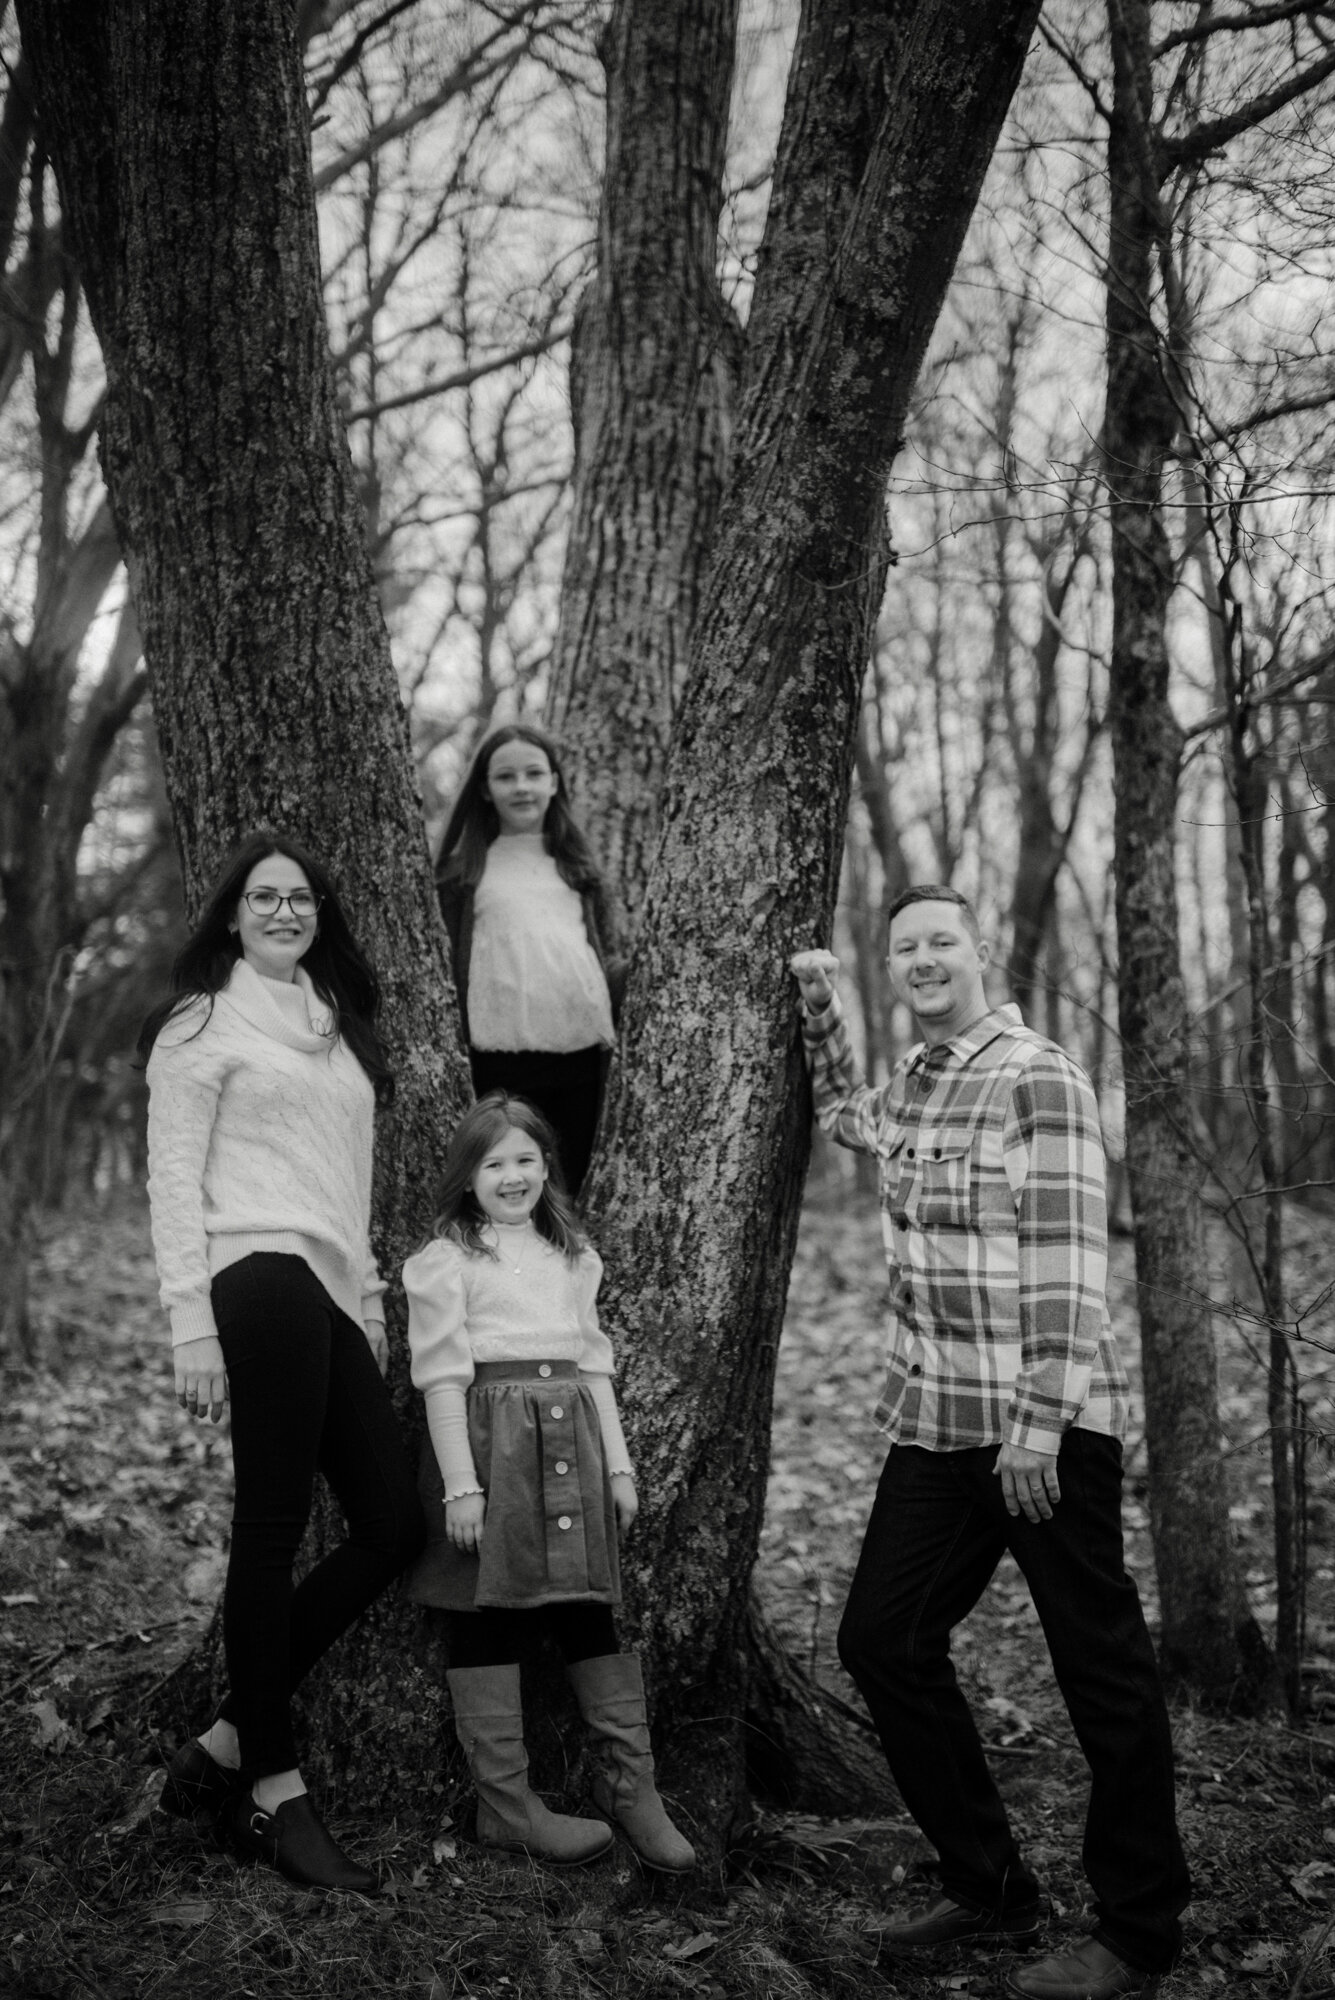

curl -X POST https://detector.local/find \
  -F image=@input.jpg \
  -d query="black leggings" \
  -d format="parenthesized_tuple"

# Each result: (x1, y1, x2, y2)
(468, 1046, 604, 1196)
(212, 1254, 424, 1776)
(443, 1602, 618, 1670)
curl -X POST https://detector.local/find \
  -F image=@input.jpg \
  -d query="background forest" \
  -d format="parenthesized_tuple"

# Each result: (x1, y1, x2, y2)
(2, 1, 1335, 1996)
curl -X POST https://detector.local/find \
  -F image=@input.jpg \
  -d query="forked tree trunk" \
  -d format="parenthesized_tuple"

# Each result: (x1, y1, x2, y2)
(1104, 0, 1272, 1707)
(545, 0, 743, 921)
(583, 0, 1045, 1832)
(21, 0, 1046, 1836)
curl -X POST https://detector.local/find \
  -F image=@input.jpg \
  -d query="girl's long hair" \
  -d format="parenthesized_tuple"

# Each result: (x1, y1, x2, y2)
(136, 829, 395, 1104)
(435, 723, 603, 893)
(427, 1092, 585, 1262)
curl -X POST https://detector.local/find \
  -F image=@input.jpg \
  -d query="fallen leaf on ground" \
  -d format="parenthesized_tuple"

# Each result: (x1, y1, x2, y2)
(28, 1698, 73, 1752)
(663, 1934, 717, 1962)
(108, 1769, 165, 1836)
(150, 1899, 215, 1926)
(1237, 1941, 1287, 1975)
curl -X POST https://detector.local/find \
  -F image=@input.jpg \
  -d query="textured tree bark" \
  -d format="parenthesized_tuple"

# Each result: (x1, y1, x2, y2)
(20, 0, 1044, 1838)
(1006, 539, 1096, 1026)
(744, 1598, 897, 1814)
(583, 0, 1044, 1836)
(16, 0, 472, 1802)
(545, 0, 743, 921)
(16, 0, 469, 1225)
(1104, 0, 1272, 1708)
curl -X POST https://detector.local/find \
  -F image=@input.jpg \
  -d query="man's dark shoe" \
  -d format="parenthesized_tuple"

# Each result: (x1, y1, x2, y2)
(160, 1740, 243, 1821)
(229, 1791, 378, 1895)
(1006, 1938, 1161, 1998)
(880, 1890, 1043, 1951)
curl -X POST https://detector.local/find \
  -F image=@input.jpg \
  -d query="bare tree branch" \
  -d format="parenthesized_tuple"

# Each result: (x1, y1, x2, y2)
(1217, 383, 1335, 439)
(1182, 642, 1335, 741)
(342, 326, 568, 423)
(312, 4, 551, 191)
(305, 0, 417, 102)
(1161, 46, 1335, 173)
(1154, 1, 1335, 60)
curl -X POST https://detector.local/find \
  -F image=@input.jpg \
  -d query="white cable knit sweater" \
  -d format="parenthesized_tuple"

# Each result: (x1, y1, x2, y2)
(145, 960, 385, 1348)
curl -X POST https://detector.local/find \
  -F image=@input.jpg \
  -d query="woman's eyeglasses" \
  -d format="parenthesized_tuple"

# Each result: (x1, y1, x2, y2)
(241, 889, 322, 918)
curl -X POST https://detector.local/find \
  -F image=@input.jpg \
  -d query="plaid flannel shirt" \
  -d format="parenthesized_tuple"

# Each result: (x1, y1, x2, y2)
(804, 994, 1128, 1453)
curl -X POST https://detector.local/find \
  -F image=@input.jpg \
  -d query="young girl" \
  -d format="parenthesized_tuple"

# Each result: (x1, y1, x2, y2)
(141, 831, 423, 1893)
(435, 724, 622, 1196)
(405, 1092, 693, 1873)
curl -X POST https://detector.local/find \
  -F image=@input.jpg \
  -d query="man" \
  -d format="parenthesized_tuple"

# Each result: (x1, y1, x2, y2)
(790, 885, 1189, 2000)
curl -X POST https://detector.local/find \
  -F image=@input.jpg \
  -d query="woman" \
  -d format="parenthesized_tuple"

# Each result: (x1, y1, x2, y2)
(140, 830, 423, 1893)
(435, 724, 623, 1196)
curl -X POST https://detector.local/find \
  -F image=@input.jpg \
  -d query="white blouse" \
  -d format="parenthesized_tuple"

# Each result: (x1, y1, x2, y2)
(468, 833, 614, 1052)
(405, 1228, 633, 1497)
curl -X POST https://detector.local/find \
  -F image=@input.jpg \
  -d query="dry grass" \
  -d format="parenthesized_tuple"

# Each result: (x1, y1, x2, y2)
(2, 1185, 1334, 1998)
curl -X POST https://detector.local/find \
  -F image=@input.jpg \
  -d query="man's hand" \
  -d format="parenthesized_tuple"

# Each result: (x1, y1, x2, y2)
(174, 1336, 228, 1423)
(995, 1442, 1061, 1523)
(790, 949, 840, 1011)
(446, 1491, 486, 1553)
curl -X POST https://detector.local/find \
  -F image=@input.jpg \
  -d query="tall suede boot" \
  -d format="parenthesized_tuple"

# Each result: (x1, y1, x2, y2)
(447, 1664, 612, 1865)
(567, 1654, 696, 1874)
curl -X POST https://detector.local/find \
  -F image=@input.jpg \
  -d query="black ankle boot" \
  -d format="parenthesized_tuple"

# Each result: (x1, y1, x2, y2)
(229, 1792, 378, 1894)
(161, 1741, 243, 1821)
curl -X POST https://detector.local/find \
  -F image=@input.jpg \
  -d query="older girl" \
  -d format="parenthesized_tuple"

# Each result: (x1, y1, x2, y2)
(435, 724, 621, 1195)
(140, 830, 423, 1893)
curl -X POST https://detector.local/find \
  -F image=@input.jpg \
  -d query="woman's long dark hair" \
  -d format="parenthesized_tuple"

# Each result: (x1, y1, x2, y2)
(435, 723, 603, 894)
(425, 1092, 584, 1263)
(136, 830, 395, 1104)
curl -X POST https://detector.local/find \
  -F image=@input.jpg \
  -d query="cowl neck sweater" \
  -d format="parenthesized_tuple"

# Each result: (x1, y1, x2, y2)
(145, 959, 384, 1348)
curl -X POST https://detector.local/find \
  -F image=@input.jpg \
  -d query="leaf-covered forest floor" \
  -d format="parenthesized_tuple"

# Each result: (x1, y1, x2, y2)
(2, 1177, 1333, 2000)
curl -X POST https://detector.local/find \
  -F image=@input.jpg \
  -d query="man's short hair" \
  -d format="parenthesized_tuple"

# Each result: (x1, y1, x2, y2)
(886, 883, 981, 944)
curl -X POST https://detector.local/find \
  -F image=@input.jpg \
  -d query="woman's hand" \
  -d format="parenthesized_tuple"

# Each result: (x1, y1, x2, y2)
(364, 1322, 389, 1377)
(611, 1472, 638, 1535)
(173, 1337, 228, 1423)
(446, 1491, 486, 1554)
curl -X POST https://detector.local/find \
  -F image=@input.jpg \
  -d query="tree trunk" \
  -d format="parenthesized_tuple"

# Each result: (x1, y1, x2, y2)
(842, 821, 884, 1195)
(0, 479, 131, 1355)
(17, 0, 472, 1806)
(1007, 538, 1094, 1023)
(21, 0, 1045, 1840)
(16, 0, 469, 1188)
(584, 0, 1044, 1836)
(1231, 730, 1301, 1709)
(855, 698, 911, 914)
(1104, 0, 1272, 1708)
(744, 1595, 897, 1814)
(545, 0, 743, 921)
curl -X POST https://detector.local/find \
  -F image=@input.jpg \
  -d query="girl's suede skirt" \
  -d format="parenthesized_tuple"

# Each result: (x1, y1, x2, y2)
(407, 1360, 621, 1611)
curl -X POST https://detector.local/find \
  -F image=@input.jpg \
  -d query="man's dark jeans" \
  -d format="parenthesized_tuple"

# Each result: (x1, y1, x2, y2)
(837, 1431, 1190, 1973)
(212, 1254, 424, 1777)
